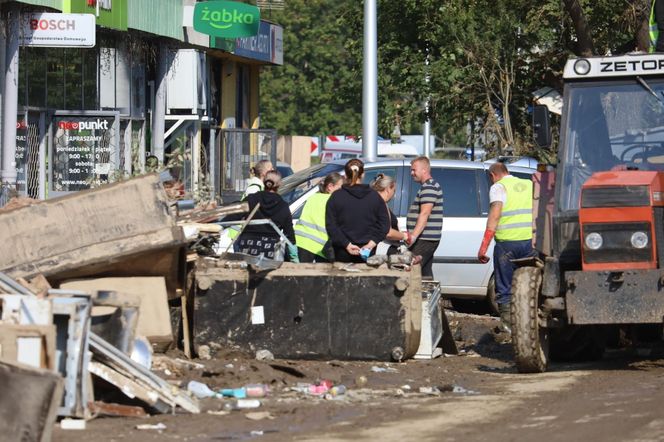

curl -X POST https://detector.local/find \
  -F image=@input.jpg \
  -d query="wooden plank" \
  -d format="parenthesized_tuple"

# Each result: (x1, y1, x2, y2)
(0, 324, 57, 370)
(88, 361, 171, 414)
(89, 401, 148, 418)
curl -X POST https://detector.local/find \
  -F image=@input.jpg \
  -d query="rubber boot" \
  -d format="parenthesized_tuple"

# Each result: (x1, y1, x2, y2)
(498, 302, 512, 334)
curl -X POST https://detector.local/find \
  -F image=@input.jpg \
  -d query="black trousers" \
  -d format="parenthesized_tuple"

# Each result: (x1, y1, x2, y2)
(298, 247, 329, 263)
(410, 239, 439, 279)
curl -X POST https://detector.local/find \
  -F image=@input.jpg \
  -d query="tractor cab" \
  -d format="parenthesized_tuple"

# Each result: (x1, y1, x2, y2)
(516, 54, 664, 373)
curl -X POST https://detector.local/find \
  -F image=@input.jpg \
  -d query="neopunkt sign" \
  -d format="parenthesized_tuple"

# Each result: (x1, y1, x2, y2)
(193, 1, 260, 38)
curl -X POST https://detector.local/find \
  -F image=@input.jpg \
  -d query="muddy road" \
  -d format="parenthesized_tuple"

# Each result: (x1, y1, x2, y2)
(53, 312, 664, 442)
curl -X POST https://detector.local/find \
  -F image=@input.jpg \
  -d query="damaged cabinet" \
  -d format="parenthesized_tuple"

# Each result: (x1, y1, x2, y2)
(193, 261, 423, 361)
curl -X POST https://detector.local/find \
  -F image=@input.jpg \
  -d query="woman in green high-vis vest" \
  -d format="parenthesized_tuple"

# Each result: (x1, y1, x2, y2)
(295, 172, 343, 263)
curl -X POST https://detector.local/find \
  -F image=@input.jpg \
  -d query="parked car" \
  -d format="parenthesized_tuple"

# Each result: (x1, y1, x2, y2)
(222, 158, 537, 313)
(276, 161, 294, 178)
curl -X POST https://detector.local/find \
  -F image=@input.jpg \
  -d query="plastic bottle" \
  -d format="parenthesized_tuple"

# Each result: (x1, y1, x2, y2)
(187, 380, 217, 399)
(220, 388, 247, 399)
(330, 385, 347, 396)
(245, 384, 269, 398)
(223, 399, 261, 411)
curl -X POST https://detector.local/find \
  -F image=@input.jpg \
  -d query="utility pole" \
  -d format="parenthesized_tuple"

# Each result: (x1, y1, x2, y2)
(362, 0, 377, 162)
(423, 44, 431, 158)
(2, 6, 20, 194)
(152, 42, 168, 165)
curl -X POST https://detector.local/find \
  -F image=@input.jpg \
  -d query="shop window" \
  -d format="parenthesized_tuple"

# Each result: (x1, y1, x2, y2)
(83, 49, 98, 110)
(46, 49, 65, 109)
(64, 48, 83, 110)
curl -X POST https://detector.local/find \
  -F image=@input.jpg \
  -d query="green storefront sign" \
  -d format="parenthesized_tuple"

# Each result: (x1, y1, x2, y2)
(194, 1, 260, 38)
(64, 0, 128, 31)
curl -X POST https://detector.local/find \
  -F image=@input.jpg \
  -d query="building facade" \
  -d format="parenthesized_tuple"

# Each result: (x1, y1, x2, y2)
(0, 0, 283, 203)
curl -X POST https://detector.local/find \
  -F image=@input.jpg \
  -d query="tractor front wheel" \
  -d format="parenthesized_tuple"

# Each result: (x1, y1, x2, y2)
(511, 266, 549, 373)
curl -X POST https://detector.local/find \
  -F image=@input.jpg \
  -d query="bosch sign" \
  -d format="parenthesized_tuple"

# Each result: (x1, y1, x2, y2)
(30, 18, 76, 31)
(20, 13, 95, 48)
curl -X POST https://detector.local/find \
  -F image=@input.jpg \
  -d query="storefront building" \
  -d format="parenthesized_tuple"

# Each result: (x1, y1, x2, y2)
(0, 0, 283, 203)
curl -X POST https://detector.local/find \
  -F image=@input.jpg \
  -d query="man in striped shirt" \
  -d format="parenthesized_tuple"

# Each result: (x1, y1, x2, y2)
(406, 157, 443, 279)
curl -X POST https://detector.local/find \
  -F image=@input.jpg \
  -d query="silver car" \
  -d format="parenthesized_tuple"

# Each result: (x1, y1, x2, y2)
(277, 158, 536, 313)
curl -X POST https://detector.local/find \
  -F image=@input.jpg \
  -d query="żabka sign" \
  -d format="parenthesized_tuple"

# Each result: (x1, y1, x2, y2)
(193, 1, 260, 38)
(20, 13, 95, 48)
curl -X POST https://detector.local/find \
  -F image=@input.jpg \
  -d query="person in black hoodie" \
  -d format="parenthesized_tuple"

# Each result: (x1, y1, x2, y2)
(325, 159, 390, 263)
(233, 170, 298, 261)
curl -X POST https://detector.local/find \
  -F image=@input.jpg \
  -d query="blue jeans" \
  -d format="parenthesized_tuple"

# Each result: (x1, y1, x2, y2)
(493, 239, 536, 305)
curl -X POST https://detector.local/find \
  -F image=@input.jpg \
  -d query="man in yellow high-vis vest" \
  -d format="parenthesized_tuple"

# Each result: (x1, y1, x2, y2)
(477, 162, 536, 332)
(650, 0, 664, 53)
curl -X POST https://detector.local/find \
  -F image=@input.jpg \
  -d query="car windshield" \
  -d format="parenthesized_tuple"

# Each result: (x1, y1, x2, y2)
(278, 163, 343, 204)
(560, 79, 664, 211)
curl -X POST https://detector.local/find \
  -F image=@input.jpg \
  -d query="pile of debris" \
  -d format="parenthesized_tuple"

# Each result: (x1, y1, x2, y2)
(0, 174, 207, 437)
(0, 172, 458, 439)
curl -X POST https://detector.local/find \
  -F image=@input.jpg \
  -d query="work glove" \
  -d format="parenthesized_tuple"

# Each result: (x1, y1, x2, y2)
(477, 229, 495, 263)
(287, 244, 300, 263)
(402, 231, 414, 246)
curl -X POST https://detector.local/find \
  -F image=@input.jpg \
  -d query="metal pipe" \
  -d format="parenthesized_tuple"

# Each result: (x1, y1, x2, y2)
(151, 42, 168, 165)
(2, 7, 19, 188)
(423, 118, 431, 158)
(362, 0, 378, 162)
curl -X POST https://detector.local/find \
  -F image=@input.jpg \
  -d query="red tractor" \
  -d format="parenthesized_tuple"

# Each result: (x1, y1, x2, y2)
(515, 53, 664, 372)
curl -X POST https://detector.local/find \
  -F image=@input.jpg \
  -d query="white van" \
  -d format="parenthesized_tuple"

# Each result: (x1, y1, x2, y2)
(225, 158, 537, 313)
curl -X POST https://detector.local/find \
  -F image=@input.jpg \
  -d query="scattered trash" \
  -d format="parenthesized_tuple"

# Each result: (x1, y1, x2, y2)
(207, 410, 230, 416)
(136, 423, 167, 430)
(371, 365, 399, 373)
(175, 358, 205, 370)
(256, 349, 274, 361)
(245, 411, 274, 421)
(221, 384, 269, 399)
(418, 386, 440, 396)
(60, 418, 86, 430)
(329, 385, 346, 396)
(198, 345, 212, 360)
(250, 430, 264, 436)
(400, 385, 412, 390)
(224, 399, 261, 410)
(224, 363, 235, 369)
(452, 385, 479, 395)
(355, 375, 368, 387)
(187, 380, 218, 399)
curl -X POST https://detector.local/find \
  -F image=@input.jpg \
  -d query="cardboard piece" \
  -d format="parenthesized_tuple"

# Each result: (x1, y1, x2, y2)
(61, 277, 173, 351)
(0, 324, 57, 370)
(0, 359, 64, 442)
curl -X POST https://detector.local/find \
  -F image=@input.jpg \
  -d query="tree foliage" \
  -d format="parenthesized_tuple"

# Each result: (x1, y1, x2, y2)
(260, 0, 653, 157)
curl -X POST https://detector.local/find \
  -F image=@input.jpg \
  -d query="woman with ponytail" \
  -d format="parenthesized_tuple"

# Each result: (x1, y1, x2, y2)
(325, 159, 390, 263)
(235, 170, 298, 262)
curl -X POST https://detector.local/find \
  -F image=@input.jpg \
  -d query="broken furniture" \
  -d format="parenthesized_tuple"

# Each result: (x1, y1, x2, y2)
(193, 259, 423, 361)
(0, 174, 187, 301)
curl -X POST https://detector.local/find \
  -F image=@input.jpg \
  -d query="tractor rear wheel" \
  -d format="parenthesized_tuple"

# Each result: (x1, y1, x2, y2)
(511, 266, 549, 373)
